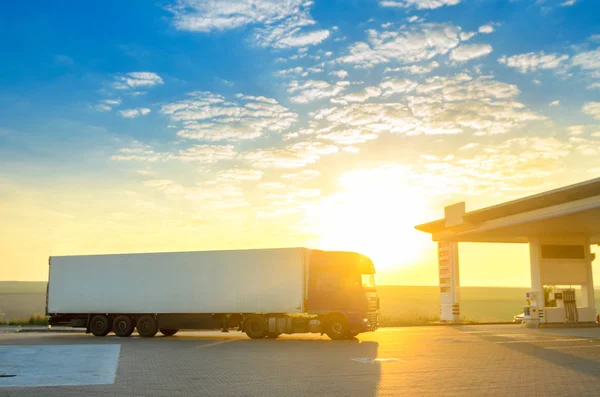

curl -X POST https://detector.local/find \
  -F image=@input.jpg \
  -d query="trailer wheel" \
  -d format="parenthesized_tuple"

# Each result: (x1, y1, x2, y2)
(324, 315, 348, 340)
(136, 315, 158, 337)
(90, 315, 111, 337)
(244, 315, 267, 339)
(160, 329, 178, 337)
(113, 316, 134, 337)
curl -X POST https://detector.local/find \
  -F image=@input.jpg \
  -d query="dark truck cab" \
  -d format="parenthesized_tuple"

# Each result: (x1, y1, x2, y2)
(307, 250, 379, 338)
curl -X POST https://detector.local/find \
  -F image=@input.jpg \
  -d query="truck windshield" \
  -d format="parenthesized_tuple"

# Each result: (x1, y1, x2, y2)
(361, 274, 375, 289)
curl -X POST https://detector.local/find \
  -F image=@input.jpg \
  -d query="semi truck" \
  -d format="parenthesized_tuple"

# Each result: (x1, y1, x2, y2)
(46, 247, 379, 340)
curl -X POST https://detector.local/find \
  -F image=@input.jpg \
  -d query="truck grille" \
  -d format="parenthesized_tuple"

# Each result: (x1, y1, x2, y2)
(367, 312, 379, 330)
(367, 297, 379, 311)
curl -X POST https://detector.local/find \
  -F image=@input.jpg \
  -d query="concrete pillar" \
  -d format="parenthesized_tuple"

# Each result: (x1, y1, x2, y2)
(527, 237, 544, 326)
(582, 237, 597, 319)
(438, 241, 460, 322)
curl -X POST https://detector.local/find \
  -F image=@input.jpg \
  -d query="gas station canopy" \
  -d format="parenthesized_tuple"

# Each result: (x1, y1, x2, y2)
(415, 177, 600, 244)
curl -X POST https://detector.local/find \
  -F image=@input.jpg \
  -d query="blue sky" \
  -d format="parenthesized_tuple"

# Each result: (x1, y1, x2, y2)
(1, 0, 600, 284)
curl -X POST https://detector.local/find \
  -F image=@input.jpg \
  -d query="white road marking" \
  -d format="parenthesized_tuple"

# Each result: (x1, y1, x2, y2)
(494, 338, 589, 344)
(545, 344, 600, 350)
(195, 339, 239, 349)
(0, 344, 120, 388)
(351, 357, 403, 364)
(494, 334, 531, 338)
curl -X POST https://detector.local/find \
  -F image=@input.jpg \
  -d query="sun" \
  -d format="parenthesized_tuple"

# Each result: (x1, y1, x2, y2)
(305, 166, 430, 271)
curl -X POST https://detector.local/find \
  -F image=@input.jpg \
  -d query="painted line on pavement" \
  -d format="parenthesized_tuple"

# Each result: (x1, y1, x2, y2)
(545, 344, 600, 350)
(351, 357, 404, 364)
(195, 339, 239, 349)
(494, 338, 590, 344)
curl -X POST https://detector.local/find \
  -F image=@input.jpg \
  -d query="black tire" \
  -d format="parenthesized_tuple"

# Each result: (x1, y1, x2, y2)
(113, 315, 134, 337)
(346, 332, 359, 339)
(160, 328, 178, 337)
(325, 315, 349, 340)
(136, 315, 158, 338)
(90, 315, 111, 337)
(266, 332, 280, 339)
(244, 315, 267, 339)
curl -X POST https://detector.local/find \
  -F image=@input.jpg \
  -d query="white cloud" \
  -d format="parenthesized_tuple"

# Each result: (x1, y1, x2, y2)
(337, 86, 382, 103)
(95, 99, 122, 112)
(307, 73, 542, 142)
(385, 61, 439, 75)
(567, 125, 586, 136)
(498, 52, 569, 73)
(560, 0, 577, 6)
(161, 91, 297, 141)
(119, 108, 151, 118)
(588, 82, 600, 90)
(95, 104, 112, 112)
(182, 183, 249, 209)
(459, 31, 476, 41)
(288, 80, 349, 103)
(244, 141, 338, 168)
(102, 99, 121, 106)
(282, 169, 320, 181)
(413, 137, 572, 197)
(411, 74, 540, 135)
(478, 24, 494, 34)
(583, 102, 600, 119)
(330, 70, 349, 79)
(380, 77, 418, 96)
(166, 0, 329, 48)
(112, 144, 236, 164)
(379, 0, 460, 9)
(337, 23, 462, 68)
(218, 169, 264, 181)
(550, 100, 560, 107)
(450, 44, 493, 62)
(317, 128, 379, 145)
(114, 72, 163, 90)
(571, 48, 600, 74)
(257, 25, 330, 48)
(278, 66, 306, 77)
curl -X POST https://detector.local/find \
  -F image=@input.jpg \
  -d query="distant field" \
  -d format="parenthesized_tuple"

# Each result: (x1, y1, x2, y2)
(1, 282, 599, 324)
(378, 286, 529, 323)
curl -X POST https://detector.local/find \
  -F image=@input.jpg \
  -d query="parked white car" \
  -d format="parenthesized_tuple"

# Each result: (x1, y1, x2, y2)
(513, 313, 525, 323)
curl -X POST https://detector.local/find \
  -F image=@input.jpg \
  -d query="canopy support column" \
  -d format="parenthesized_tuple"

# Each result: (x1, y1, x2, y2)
(438, 241, 460, 322)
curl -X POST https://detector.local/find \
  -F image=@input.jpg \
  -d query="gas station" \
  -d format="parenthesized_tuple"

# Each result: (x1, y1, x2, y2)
(415, 177, 600, 327)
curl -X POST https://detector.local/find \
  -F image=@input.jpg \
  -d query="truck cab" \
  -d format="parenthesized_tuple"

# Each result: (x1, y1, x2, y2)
(307, 250, 379, 339)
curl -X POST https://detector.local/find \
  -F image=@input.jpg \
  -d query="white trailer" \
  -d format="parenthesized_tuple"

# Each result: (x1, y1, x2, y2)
(47, 248, 379, 340)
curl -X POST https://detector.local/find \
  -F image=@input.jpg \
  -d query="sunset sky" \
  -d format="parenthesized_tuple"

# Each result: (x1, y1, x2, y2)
(1, 0, 600, 285)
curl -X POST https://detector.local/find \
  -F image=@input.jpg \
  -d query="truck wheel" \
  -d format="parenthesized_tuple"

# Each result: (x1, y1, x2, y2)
(136, 315, 158, 337)
(325, 315, 348, 340)
(113, 316, 134, 337)
(160, 329, 178, 337)
(244, 315, 267, 339)
(266, 332, 280, 339)
(90, 315, 111, 337)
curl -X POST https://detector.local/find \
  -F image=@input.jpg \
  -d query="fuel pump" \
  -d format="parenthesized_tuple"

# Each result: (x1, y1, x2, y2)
(524, 291, 541, 325)
(561, 289, 578, 323)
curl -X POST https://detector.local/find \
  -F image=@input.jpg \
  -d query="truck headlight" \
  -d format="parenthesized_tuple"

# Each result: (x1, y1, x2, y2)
(362, 318, 369, 323)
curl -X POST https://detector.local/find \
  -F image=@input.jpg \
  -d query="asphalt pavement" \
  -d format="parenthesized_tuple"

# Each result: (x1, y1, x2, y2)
(1, 325, 600, 396)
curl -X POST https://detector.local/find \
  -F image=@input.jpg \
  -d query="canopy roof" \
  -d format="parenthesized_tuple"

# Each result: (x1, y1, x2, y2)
(415, 177, 600, 244)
